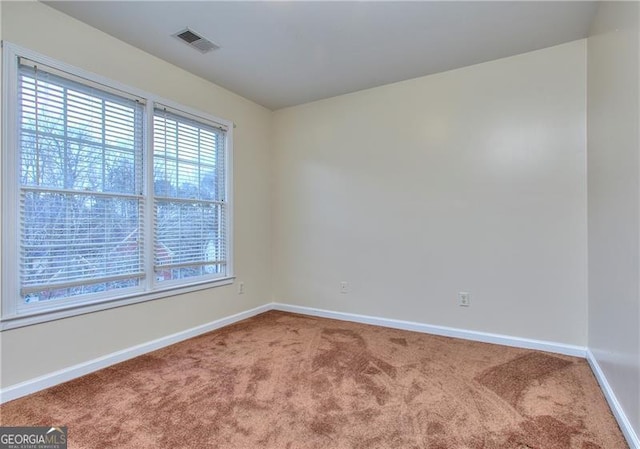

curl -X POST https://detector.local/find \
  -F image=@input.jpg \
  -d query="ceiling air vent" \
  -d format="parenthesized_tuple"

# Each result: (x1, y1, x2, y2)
(173, 28, 219, 54)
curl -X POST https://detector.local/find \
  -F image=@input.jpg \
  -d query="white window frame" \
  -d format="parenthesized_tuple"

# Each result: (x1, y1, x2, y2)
(1, 42, 234, 330)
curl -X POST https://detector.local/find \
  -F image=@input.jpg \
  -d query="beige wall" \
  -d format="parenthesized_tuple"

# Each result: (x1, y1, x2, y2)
(587, 1, 640, 438)
(0, 1, 273, 387)
(273, 40, 588, 346)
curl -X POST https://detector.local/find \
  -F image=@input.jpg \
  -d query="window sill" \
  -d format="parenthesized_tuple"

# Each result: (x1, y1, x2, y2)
(0, 277, 235, 331)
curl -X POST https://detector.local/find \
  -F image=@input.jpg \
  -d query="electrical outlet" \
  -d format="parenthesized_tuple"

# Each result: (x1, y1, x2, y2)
(458, 292, 470, 307)
(237, 282, 245, 295)
(340, 281, 349, 294)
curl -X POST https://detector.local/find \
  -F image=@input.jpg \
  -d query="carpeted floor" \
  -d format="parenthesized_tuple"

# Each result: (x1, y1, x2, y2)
(0, 311, 628, 448)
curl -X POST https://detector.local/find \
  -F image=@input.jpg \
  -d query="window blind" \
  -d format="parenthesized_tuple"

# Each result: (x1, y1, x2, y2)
(18, 61, 145, 302)
(153, 108, 227, 282)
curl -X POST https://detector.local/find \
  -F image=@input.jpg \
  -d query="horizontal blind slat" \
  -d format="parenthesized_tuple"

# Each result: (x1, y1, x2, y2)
(154, 261, 226, 270)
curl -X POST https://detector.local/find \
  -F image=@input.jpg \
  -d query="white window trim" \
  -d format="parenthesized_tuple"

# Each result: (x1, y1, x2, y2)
(1, 42, 235, 331)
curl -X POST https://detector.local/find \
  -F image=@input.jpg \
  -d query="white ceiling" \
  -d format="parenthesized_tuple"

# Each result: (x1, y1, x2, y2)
(46, 1, 598, 110)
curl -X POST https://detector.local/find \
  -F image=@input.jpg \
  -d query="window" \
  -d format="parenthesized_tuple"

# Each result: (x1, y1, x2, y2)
(17, 58, 146, 304)
(2, 44, 233, 328)
(153, 108, 228, 283)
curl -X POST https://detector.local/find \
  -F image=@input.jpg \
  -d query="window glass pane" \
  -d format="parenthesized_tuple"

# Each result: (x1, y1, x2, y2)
(20, 192, 144, 303)
(18, 69, 143, 194)
(153, 112, 225, 201)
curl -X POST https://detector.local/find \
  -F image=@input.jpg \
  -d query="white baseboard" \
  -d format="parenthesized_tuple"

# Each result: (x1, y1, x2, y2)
(586, 349, 640, 449)
(0, 303, 271, 404)
(271, 302, 587, 357)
